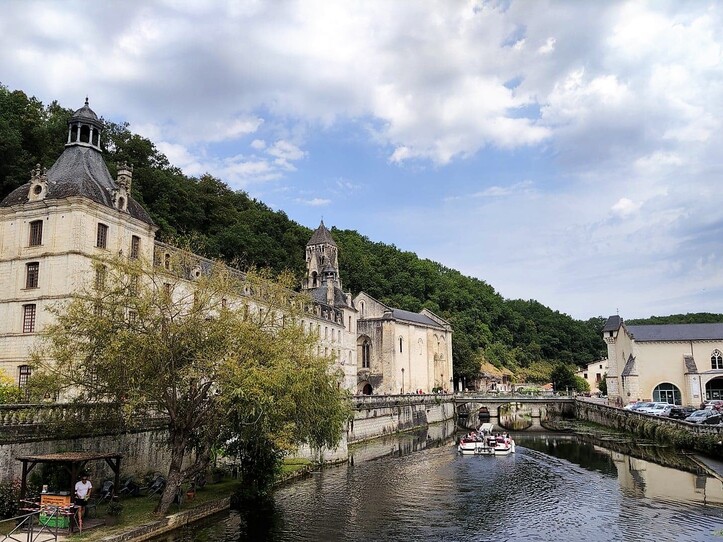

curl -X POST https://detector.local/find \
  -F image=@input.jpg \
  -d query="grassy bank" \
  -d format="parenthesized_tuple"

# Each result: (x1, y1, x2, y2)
(68, 458, 313, 541)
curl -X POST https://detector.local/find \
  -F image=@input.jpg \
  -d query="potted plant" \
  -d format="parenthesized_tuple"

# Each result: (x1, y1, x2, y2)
(105, 500, 124, 525)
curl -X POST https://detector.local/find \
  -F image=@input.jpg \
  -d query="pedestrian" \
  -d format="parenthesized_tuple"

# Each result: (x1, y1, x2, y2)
(74, 474, 92, 531)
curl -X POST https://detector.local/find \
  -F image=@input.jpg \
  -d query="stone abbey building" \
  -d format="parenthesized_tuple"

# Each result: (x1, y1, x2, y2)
(603, 315, 723, 406)
(0, 100, 453, 397)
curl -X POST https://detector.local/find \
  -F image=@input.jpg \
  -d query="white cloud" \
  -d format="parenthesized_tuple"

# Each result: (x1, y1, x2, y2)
(296, 197, 331, 207)
(538, 37, 556, 55)
(610, 198, 641, 218)
(4, 1, 723, 319)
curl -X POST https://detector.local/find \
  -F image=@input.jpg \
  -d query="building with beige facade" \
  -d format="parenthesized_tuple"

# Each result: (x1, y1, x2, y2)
(603, 315, 723, 407)
(353, 292, 453, 395)
(0, 100, 452, 397)
(576, 358, 608, 394)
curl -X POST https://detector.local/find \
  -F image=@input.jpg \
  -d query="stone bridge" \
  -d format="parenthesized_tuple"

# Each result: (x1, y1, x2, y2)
(454, 394, 576, 431)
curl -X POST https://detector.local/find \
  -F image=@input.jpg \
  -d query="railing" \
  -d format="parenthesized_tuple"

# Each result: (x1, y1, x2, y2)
(352, 393, 453, 408)
(0, 403, 168, 441)
(0, 504, 68, 542)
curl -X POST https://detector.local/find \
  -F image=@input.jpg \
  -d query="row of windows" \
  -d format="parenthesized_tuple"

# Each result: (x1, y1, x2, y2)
(309, 322, 345, 343)
(27, 219, 140, 258)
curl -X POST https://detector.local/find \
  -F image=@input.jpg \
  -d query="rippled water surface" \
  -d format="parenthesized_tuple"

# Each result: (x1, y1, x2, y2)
(156, 431, 723, 542)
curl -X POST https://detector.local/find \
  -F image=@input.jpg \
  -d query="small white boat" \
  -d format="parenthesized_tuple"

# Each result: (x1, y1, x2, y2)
(458, 433, 493, 455)
(458, 424, 513, 456)
(491, 435, 515, 455)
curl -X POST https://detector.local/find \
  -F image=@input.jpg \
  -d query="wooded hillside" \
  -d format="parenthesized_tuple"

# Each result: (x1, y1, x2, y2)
(1, 86, 610, 382)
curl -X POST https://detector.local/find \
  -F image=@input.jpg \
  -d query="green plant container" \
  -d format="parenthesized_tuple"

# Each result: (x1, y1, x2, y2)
(39, 513, 69, 528)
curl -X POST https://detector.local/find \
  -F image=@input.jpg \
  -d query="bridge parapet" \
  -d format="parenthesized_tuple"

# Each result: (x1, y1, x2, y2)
(352, 394, 452, 410)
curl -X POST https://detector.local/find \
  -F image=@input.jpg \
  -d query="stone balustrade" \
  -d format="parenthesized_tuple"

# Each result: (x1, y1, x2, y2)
(0, 402, 168, 442)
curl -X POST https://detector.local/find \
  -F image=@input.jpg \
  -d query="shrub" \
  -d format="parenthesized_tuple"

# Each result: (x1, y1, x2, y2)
(0, 480, 21, 519)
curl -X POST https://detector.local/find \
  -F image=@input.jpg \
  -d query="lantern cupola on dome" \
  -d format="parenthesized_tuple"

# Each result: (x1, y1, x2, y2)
(66, 97, 103, 150)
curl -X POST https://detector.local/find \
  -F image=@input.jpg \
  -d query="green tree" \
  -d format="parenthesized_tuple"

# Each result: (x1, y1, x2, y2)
(31, 252, 349, 513)
(598, 374, 608, 396)
(0, 373, 22, 404)
(550, 363, 577, 394)
(573, 375, 590, 393)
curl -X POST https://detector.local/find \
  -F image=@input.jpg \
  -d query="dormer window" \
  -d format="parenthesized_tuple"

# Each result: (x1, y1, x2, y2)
(28, 163, 49, 202)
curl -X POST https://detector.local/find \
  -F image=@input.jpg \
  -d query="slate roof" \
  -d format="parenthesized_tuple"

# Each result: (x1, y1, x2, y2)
(683, 354, 698, 373)
(627, 323, 723, 342)
(391, 308, 445, 329)
(621, 354, 637, 376)
(308, 221, 336, 247)
(0, 145, 154, 226)
(308, 286, 352, 309)
(70, 98, 102, 126)
(603, 315, 623, 332)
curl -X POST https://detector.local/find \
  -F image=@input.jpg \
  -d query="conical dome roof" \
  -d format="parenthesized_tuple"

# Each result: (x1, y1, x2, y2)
(307, 220, 337, 247)
(70, 97, 102, 127)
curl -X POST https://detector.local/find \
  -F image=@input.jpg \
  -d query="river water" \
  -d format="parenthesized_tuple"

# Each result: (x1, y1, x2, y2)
(155, 424, 723, 542)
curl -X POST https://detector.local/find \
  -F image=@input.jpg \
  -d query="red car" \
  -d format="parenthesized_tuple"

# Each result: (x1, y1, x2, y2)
(701, 400, 723, 411)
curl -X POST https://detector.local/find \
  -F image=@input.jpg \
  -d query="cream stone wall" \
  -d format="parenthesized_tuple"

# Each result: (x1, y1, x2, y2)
(576, 359, 608, 393)
(0, 196, 155, 387)
(605, 320, 723, 406)
(354, 292, 453, 394)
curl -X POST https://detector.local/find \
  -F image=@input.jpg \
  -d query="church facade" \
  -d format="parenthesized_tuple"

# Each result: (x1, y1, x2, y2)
(603, 315, 723, 406)
(0, 100, 452, 397)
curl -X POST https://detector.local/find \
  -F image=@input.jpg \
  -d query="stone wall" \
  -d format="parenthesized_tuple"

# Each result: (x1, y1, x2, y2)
(575, 400, 723, 456)
(347, 395, 455, 444)
(0, 397, 457, 483)
(0, 429, 173, 484)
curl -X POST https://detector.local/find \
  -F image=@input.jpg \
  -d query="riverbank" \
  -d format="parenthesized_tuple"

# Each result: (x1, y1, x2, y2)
(64, 461, 314, 542)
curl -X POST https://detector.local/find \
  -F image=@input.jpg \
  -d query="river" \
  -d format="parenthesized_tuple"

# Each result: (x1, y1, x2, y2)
(154, 424, 723, 542)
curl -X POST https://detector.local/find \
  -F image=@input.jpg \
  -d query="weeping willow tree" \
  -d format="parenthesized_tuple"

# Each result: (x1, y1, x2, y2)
(30, 251, 351, 514)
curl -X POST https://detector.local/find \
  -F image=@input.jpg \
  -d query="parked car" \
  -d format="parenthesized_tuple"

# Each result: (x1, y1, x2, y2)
(623, 401, 654, 411)
(645, 403, 674, 416)
(684, 409, 722, 424)
(701, 400, 723, 411)
(667, 406, 696, 419)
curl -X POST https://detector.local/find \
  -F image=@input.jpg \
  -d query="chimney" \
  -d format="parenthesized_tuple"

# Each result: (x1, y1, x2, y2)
(327, 280, 334, 305)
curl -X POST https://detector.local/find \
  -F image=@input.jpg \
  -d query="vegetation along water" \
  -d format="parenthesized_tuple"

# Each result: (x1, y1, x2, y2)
(151, 427, 723, 542)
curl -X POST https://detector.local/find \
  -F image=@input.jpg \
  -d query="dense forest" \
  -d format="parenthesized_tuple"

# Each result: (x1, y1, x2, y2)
(1, 86, 615, 384)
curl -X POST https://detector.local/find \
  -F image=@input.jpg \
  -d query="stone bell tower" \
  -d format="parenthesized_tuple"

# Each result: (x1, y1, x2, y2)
(303, 220, 341, 292)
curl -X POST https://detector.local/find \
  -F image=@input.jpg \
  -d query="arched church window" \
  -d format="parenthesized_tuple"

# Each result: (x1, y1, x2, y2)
(80, 125, 91, 143)
(399, 337, 403, 353)
(311, 271, 318, 287)
(712, 350, 723, 370)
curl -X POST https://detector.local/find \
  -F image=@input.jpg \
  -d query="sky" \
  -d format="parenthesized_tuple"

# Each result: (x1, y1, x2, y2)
(2, 0, 722, 321)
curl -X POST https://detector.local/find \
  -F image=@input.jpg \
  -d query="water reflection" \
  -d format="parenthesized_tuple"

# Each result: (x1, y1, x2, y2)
(153, 429, 723, 542)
